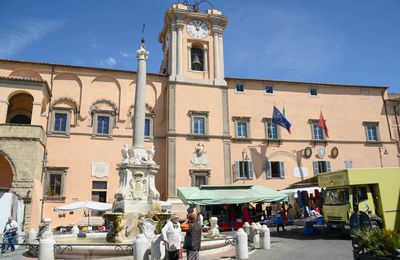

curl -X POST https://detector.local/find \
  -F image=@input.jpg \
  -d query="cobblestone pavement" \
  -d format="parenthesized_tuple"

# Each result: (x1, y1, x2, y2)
(248, 230, 353, 260)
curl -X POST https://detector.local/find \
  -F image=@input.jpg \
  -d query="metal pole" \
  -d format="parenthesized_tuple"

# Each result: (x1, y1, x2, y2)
(378, 147, 383, 168)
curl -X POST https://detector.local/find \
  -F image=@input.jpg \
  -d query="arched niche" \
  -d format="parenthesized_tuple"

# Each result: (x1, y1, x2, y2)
(51, 97, 79, 125)
(53, 73, 82, 114)
(129, 80, 158, 108)
(88, 99, 118, 126)
(9, 69, 43, 80)
(6, 92, 34, 124)
(126, 103, 155, 129)
(91, 75, 121, 118)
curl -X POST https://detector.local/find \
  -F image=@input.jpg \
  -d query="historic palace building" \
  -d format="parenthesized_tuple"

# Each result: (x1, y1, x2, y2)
(0, 3, 399, 229)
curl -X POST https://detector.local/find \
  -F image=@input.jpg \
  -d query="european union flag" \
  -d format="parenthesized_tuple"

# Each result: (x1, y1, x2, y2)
(272, 106, 292, 134)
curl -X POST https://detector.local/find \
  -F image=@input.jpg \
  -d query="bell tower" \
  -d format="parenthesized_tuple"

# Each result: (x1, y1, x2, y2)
(159, 3, 228, 86)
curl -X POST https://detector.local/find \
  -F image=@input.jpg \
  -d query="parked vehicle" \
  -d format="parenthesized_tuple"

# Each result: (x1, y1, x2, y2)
(318, 168, 400, 232)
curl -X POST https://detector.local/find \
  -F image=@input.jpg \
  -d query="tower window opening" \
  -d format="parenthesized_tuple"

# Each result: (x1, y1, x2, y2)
(191, 47, 204, 71)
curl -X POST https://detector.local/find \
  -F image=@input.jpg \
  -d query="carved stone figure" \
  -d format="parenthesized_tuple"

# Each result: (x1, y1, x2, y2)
(130, 171, 148, 200)
(121, 144, 130, 164)
(206, 217, 220, 238)
(191, 143, 209, 167)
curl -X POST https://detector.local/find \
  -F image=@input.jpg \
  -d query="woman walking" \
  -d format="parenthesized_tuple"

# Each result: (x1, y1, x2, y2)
(184, 213, 202, 260)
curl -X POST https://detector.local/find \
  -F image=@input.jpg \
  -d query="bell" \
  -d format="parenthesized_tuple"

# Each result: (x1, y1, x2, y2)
(192, 54, 202, 67)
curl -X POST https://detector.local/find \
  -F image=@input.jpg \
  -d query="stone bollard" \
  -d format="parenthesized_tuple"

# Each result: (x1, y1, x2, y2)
(28, 228, 38, 244)
(260, 225, 271, 249)
(71, 226, 79, 235)
(251, 223, 260, 249)
(38, 237, 55, 260)
(150, 235, 165, 260)
(235, 228, 248, 260)
(134, 234, 150, 260)
(243, 222, 250, 236)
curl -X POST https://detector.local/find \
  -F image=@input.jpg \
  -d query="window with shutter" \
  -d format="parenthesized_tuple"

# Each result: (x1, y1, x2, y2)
(235, 161, 240, 180)
(313, 161, 319, 175)
(326, 161, 331, 172)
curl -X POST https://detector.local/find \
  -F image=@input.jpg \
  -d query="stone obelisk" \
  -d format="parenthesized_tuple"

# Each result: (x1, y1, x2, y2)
(106, 39, 161, 243)
(133, 39, 149, 149)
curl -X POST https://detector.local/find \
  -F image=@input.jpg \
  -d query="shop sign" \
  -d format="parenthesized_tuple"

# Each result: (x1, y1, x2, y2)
(318, 171, 349, 187)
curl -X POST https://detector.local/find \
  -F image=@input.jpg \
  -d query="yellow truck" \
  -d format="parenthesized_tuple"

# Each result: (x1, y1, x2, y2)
(318, 168, 400, 231)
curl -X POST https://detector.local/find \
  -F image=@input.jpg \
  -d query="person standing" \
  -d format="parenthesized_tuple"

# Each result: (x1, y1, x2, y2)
(2, 217, 18, 253)
(162, 214, 181, 260)
(184, 214, 202, 260)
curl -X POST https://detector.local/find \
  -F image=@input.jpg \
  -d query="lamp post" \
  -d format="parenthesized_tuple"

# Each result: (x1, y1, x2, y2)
(378, 146, 389, 168)
(241, 148, 248, 184)
(40, 150, 48, 221)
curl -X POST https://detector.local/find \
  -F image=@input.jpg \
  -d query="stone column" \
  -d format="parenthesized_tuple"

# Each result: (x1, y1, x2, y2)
(170, 24, 177, 77)
(0, 99, 8, 123)
(213, 31, 220, 80)
(176, 22, 184, 76)
(133, 42, 149, 149)
(219, 34, 224, 78)
(203, 47, 208, 72)
(187, 43, 192, 71)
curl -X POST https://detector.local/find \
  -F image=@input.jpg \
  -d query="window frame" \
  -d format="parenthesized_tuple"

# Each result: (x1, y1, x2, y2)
(49, 108, 72, 136)
(309, 87, 318, 96)
(310, 120, 325, 141)
(235, 83, 245, 93)
(144, 114, 154, 139)
(363, 122, 380, 142)
(265, 160, 285, 179)
(189, 110, 209, 138)
(233, 117, 251, 139)
(92, 111, 115, 137)
(234, 160, 254, 180)
(44, 167, 67, 201)
(312, 161, 331, 175)
(189, 170, 210, 187)
(263, 118, 279, 140)
(265, 86, 274, 95)
(344, 160, 353, 169)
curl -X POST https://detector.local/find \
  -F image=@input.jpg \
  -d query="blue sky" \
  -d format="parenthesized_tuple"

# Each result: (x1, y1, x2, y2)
(0, 0, 399, 93)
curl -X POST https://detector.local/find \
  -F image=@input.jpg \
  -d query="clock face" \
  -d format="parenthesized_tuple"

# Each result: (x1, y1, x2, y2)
(187, 19, 209, 39)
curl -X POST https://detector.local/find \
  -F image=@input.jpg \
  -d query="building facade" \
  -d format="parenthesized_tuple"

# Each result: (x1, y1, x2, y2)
(0, 3, 398, 229)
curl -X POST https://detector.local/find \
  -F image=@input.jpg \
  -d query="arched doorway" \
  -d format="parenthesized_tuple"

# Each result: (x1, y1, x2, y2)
(6, 93, 34, 124)
(0, 153, 13, 190)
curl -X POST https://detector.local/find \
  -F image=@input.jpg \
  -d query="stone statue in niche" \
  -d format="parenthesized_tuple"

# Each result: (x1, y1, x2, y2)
(191, 143, 209, 168)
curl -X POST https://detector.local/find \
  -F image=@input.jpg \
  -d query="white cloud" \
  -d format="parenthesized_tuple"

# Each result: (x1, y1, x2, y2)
(97, 57, 117, 67)
(120, 52, 133, 58)
(0, 17, 65, 58)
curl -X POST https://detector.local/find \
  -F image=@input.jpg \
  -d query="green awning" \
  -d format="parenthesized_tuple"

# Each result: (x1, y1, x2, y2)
(177, 185, 288, 205)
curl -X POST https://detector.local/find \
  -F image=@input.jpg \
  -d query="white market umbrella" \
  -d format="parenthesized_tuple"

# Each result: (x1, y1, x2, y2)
(54, 201, 112, 226)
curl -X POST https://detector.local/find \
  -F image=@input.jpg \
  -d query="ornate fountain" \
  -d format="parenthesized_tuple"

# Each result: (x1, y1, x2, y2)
(103, 40, 169, 243)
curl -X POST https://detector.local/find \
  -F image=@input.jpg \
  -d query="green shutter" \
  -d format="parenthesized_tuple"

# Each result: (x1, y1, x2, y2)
(279, 161, 285, 179)
(248, 161, 254, 179)
(266, 160, 272, 179)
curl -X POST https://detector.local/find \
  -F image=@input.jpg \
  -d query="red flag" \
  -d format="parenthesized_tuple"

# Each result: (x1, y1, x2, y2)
(319, 111, 329, 138)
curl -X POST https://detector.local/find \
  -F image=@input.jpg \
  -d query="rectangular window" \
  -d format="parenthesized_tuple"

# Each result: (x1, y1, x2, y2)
(144, 118, 151, 137)
(193, 116, 205, 135)
(235, 84, 244, 92)
(311, 122, 324, 140)
(92, 181, 107, 190)
(265, 86, 273, 94)
(190, 170, 210, 187)
(366, 125, 378, 141)
(91, 191, 107, 203)
(194, 175, 206, 187)
(49, 174, 62, 196)
(235, 160, 254, 179)
(310, 88, 318, 96)
(266, 161, 285, 179)
(97, 116, 110, 135)
(237, 121, 248, 138)
(344, 160, 353, 169)
(313, 161, 331, 175)
(54, 113, 67, 132)
(265, 119, 278, 139)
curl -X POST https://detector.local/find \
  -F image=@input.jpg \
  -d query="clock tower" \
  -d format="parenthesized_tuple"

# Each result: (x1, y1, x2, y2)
(159, 3, 228, 86)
